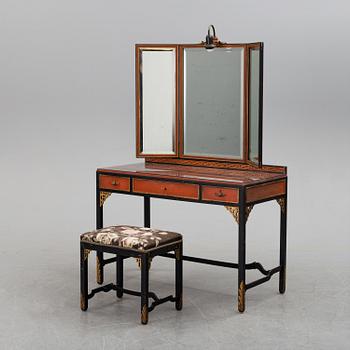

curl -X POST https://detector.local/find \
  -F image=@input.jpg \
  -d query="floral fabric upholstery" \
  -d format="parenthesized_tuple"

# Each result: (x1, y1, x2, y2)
(80, 225, 182, 251)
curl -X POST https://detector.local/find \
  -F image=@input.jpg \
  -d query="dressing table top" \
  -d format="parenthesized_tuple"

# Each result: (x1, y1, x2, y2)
(97, 162, 286, 187)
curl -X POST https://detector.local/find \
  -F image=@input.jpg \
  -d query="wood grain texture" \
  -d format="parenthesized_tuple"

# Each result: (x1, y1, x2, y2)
(202, 186, 239, 203)
(99, 175, 130, 192)
(133, 178, 199, 200)
(98, 163, 286, 186)
(145, 158, 286, 174)
(135, 44, 179, 158)
(246, 180, 286, 203)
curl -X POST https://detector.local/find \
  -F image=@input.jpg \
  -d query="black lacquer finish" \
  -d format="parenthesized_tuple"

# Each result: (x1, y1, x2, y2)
(80, 242, 88, 311)
(144, 196, 150, 228)
(140, 253, 149, 324)
(96, 166, 288, 312)
(238, 188, 246, 313)
(80, 240, 183, 325)
(96, 173, 104, 285)
(279, 186, 287, 294)
(116, 256, 124, 298)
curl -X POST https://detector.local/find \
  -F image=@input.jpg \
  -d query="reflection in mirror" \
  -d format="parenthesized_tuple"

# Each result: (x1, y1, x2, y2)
(183, 47, 244, 159)
(140, 48, 176, 155)
(249, 48, 260, 164)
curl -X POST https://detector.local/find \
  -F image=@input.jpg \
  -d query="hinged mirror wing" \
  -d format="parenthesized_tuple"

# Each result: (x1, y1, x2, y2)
(135, 45, 178, 157)
(248, 43, 263, 166)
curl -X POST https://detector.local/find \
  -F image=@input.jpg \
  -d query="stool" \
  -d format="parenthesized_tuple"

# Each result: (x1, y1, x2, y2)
(80, 225, 183, 324)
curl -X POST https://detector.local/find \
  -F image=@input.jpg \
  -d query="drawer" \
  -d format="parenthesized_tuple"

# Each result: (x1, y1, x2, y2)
(202, 186, 239, 203)
(99, 175, 130, 192)
(133, 178, 199, 200)
(246, 179, 286, 203)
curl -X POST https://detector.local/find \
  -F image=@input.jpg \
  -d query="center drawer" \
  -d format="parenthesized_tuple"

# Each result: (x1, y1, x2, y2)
(133, 178, 199, 200)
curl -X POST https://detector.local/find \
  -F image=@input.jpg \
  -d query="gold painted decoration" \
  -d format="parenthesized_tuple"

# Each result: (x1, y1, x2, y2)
(96, 255, 102, 284)
(83, 249, 91, 261)
(175, 247, 181, 260)
(238, 281, 245, 312)
(80, 293, 86, 310)
(276, 198, 286, 214)
(141, 304, 148, 324)
(100, 191, 111, 207)
(225, 206, 239, 223)
(177, 294, 183, 309)
(225, 205, 254, 224)
(136, 257, 152, 270)
(245, 205, 253, 221)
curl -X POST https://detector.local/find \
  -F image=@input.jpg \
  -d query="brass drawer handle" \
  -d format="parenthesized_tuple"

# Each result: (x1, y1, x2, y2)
(215, 190, 226, 198)
(111, 180, 119, 186)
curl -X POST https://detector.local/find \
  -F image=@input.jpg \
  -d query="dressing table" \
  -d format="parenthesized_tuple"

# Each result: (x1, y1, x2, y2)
(95, 26, 287, 313)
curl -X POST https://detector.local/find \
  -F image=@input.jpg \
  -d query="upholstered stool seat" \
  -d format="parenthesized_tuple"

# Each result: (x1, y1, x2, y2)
(80, 225, 183, 324)
(81, 225, 182, 251)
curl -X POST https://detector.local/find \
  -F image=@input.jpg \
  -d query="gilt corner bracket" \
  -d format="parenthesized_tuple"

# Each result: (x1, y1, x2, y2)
(225, 205, 254, 224)
(100, 191, 111, 207)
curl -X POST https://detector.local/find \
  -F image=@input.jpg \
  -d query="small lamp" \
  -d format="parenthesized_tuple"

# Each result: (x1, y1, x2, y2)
(205, 25, 220, 50)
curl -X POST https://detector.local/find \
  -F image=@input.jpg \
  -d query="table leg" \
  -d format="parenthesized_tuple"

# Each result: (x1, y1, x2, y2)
(278, 195, 287, 294)
(96, 189, 104, 284)
(238, 203, 246, 313)
(175, 242, 183, 310)
(144, 196, 150, 228)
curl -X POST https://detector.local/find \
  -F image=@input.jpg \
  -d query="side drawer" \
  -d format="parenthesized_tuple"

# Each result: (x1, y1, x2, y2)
(202, 186, 239, 203)
(246, 179, 286, 203)
(133, 178, 199, 200)
(99, 175, 130, 192)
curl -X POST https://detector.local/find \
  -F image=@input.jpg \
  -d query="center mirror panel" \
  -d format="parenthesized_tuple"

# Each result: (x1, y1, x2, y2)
(182, 47, 245, 160)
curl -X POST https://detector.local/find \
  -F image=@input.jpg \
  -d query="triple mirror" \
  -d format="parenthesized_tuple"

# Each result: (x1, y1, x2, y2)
(135, 32, 263, 166)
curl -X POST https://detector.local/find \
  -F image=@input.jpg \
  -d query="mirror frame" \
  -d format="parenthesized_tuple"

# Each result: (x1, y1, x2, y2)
(179, 43, 247, 162)
(135, 42, 263, 167)
(135, 44, 179, 157)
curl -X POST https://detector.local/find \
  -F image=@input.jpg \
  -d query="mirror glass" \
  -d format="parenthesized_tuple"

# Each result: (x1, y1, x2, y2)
(249, 48, 260, 164)
(183, 47, 244, 159)
(140, 48, 176, 155)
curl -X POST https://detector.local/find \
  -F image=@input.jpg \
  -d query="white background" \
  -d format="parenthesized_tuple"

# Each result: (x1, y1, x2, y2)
(1, 1, 349, 349)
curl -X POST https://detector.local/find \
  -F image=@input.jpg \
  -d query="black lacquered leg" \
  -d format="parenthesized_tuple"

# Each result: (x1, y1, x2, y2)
(96, 188, 104, 285)
(238, 201, 246, 313)
(116, 256, 124, 298)
(144, 196, 150, 228)
(279, 194, 288, 294)
(175, 242, 183, 310)
(80, 243, 88, 311)
(140, 254, 149, 324)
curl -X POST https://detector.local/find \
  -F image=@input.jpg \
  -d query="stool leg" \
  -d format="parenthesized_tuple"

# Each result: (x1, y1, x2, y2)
(96, 252, 103, 285)
(116, 255, 124, 298)
(80, 244, 88, 311)
(175, 243, 183, 310)
(140, 254, 149, 325)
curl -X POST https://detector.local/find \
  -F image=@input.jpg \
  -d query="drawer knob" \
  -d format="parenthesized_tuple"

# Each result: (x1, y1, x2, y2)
(111, 180, 119, 186)
(215, 190, 226, 198)
(162, 186, 167, 191)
